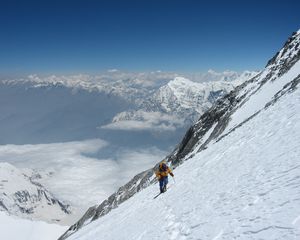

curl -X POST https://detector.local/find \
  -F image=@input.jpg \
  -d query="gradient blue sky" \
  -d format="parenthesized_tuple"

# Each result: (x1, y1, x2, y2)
(0, 0, 299, 74)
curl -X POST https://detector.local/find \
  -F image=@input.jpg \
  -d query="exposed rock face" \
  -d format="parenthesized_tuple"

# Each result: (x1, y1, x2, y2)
(59, 30, 300, 240)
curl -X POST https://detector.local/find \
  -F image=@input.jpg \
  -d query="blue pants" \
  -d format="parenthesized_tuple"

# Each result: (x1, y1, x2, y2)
(159, 176, 168, 193)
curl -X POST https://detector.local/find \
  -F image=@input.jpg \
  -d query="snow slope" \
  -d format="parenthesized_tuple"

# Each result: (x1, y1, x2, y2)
(67, 65, 300, 240)
(0, 211, 67, 240)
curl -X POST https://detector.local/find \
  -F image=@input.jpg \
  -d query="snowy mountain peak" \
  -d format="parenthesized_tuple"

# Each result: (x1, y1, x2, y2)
(167, 76, 207, 101)
(0, 162, 71, 224)
(149, 75, 243, 121)
(166, 76, 207, 97)
(168, 76, 194, 86)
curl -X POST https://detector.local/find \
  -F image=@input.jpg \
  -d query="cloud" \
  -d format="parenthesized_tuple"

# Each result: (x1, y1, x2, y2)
(107, 69, 119, 73)
(101, 111, 185, 132)
(101, 120, 178, 131)
(0, 139, 167, 216)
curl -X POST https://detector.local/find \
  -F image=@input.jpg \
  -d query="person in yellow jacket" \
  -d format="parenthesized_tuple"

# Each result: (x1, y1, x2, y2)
(155, 161, 174, 193)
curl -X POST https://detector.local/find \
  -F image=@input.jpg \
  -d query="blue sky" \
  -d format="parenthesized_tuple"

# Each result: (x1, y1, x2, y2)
(0, 0, 299, 74)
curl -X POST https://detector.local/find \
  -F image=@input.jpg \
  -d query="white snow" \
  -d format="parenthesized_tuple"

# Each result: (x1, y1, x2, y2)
(0, 211, 67, 240)
(68, 75, 300, 240)
(163, 76, 237, 113)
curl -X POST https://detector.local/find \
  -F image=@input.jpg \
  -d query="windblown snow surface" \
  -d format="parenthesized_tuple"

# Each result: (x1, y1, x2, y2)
(68, 71, 300, 238)
(0, 211, 67, 240)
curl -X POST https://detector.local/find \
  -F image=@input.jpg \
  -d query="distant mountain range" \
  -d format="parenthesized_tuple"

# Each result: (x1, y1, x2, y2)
(0, 70, 258, 146)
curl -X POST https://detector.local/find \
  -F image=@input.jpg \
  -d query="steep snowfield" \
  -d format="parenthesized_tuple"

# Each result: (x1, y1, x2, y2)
(68, 73, 300, 239)
(0, 211, 67, 240)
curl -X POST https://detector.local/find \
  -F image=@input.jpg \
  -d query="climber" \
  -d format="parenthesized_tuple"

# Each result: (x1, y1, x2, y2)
(155, 161, 174, 193)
